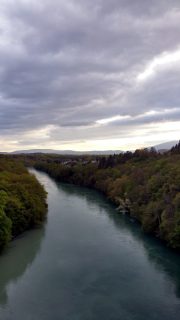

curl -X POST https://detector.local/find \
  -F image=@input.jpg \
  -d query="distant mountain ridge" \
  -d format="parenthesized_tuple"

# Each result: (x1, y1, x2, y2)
(11, 149, 123, 155)
(1, 140, 178, 155)
(152, 140, 179, 151)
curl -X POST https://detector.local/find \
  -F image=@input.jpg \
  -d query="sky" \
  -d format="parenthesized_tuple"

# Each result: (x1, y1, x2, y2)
(0, 0, 180, 152)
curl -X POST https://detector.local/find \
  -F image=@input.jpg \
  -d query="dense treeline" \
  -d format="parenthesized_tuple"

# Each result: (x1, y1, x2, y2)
(32, 145, 180, 250)
(0, 156, 47, 251)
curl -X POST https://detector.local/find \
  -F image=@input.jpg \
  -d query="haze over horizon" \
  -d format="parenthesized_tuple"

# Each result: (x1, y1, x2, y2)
(0, 0, 180, 152)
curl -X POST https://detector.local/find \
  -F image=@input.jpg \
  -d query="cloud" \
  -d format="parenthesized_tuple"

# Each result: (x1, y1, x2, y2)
(0, 0, 180, 151)
(137, 48, 180, 82)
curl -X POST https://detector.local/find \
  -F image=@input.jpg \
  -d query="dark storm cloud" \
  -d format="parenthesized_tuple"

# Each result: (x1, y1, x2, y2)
(0, 0, 180, 149)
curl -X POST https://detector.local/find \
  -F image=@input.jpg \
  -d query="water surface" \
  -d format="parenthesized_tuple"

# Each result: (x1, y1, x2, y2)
(0, 169, 180, 320)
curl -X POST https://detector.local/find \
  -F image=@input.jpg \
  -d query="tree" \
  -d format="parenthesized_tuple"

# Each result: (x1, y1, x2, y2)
(0, 191, 12, 251)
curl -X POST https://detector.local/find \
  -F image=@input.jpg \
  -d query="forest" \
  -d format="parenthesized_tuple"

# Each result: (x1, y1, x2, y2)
(29, 142, 180, 250)
(0, 142, 179, 252)
(0, 156, 47, 251)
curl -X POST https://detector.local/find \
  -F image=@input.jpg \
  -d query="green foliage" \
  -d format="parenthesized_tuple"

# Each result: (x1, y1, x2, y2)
(0, 156, 47, 251)
(0, 191, 12, 251)
(31, 148, 180, 250)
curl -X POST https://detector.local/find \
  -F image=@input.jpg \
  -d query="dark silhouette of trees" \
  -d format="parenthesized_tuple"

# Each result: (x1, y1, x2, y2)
(171, 141, 180, 154)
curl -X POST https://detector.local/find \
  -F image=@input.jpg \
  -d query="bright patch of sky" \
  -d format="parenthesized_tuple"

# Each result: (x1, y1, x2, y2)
(137, 48, 180, 82)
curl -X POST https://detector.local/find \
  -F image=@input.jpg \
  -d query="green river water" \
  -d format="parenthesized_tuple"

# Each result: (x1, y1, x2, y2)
(0, 169, 180, 320)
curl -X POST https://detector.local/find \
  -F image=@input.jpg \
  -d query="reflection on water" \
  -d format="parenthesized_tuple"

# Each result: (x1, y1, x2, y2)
(107, 209, 180, 298)
(0, 227, 45, 306)
(58, 181, 180, 300)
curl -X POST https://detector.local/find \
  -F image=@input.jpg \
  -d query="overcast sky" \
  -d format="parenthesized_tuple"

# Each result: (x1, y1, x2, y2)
(0, 0, 180, 151)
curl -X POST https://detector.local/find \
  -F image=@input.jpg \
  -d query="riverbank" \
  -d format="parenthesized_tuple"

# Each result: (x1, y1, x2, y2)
(1, 168, 180, 320)
(0, 156, 47, 251)
(32, 149, 180, 250)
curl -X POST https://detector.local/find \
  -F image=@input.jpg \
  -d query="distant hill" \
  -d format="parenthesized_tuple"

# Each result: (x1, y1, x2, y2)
(153, 140, 179, 151)
(2, 141, 178, 155)
(11, 149, 123, 155)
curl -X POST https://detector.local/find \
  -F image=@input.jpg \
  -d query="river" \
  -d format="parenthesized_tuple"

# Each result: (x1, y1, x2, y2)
(0, 169, 180, 320)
